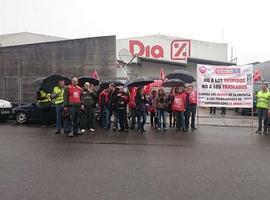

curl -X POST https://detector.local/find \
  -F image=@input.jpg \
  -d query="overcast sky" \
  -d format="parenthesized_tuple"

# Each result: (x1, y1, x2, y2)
(1, 0, 269, 64)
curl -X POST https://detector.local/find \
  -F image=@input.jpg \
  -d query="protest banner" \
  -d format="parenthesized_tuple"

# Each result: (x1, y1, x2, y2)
(197, 64, 253, 108)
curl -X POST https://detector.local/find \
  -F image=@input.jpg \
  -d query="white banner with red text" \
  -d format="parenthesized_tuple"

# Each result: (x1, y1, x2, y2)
(197, 64, 253, 108)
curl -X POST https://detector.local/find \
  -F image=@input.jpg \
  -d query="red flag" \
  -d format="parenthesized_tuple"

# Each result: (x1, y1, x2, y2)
(143, 80, 162, 95)
(159, 68, 165, 82)
(91, 70, 100, 80)
(253, 69, 261, 82)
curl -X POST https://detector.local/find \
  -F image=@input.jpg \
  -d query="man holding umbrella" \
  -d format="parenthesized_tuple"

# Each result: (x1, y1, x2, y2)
(51, 80, 65, 134)
(37, 87, 51, 126)
(63, 77, 83, 137)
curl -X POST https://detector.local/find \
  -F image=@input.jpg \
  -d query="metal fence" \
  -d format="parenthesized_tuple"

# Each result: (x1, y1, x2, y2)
(0, 76, 43, 105)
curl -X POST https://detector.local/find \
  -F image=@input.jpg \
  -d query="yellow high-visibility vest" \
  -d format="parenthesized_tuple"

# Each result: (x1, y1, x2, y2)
(256, 91, 270, 109)
(38, 90, 51, 103)
(52, 86, 64, 105)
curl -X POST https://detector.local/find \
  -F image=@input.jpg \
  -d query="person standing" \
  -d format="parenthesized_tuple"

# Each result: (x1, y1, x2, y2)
(116, 87, 130, 132)
(63, 77, 82, 137)
(220, 107, 226, 115)
(172, 87, 187, 132)
(80, 82, 97, 133)
(210, 107, 216, 114)
(156, 88, 168, 131)
(255, 83, 270, 134)
(107, 84, 119, 131)
(37, 87, 51, 126)
(128, 87, 137, 129)
(167, 88, 176, 128)
(148, 90, 157, 128)
(99, 86, 110, 128)
(135, 87, 147, 133)
(89, 83, 98, 129)
(51, 80, 65, 134)
(187, 85, 197, 131)
(183, 86, 190, 130)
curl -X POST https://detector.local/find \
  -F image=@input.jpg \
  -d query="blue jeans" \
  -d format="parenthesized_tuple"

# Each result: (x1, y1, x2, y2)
(100, 109, 107, 128)
(257, 108, 268, 131)
(67, 106, 81, 133)
(55, 104, 63, 130)
(137, 110, 147, 130)
(106, 110, 118, 128)
(157, 109, 166, 129)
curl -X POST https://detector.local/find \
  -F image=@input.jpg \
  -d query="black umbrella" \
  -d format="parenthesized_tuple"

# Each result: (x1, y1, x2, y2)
(78, 77, 100, 87)
(99, 80, 125, 91)
(162, 79, 185, 87)
(41, 74, 71, 93)
(166, 70, 195, 83)
(28, 77, 44, 89)
(127, 76, 154, 88)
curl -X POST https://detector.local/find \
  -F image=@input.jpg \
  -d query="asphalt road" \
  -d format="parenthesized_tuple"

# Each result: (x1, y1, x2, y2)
(1, 122, 270, 200)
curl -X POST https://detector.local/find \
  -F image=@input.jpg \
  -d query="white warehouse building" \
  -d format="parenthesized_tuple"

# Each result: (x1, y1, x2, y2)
(116, 34, 235, 80)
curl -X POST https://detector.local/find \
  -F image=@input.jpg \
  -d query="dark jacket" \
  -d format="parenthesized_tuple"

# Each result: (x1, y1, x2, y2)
(135, 93, 147, 112)
(156, 94, 168, 110)
(108, 90, 118, 111)
(81, 88, 98, 107)
(116, 91, 129, 110)
(167, 94, 174, 111)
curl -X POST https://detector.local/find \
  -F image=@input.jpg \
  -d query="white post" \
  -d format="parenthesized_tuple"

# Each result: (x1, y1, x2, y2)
(251, 107, 254, 134)
(197, 107, 200, 133)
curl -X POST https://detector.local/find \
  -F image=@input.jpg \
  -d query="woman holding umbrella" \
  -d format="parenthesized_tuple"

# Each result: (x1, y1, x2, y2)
(135, 87, 148, 133)
(172, 87, 187, 132)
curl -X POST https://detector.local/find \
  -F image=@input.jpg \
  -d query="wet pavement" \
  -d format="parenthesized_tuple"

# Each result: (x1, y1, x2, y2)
(197, 108, 257, 127)
(1, 121, 270, 200)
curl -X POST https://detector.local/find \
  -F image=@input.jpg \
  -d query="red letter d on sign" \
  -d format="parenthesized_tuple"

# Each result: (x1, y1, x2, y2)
(129, 40, 144, 56)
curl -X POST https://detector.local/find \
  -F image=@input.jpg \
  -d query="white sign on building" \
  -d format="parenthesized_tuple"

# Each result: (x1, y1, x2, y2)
(116, 34, 228, 64)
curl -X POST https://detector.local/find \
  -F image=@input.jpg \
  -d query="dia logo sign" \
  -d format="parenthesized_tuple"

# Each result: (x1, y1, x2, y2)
(128, 39, 191, 61)
(129, 40, 164, 59)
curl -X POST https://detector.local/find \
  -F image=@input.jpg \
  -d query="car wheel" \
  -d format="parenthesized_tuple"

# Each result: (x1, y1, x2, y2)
(16, 112, 27, 124)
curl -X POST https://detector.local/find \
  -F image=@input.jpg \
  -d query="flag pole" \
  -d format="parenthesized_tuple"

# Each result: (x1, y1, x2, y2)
(251, 106, 254, 134)
(120, 64, 131, 81)
(197, 106, 200, 134)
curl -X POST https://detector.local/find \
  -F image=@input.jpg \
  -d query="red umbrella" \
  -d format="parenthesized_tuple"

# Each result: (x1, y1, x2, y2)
(143, 80, 163, 95)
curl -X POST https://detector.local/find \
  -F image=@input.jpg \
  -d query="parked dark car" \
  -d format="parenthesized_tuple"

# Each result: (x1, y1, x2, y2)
(12, 102, 101, 125)
(12, 102, 56, 124)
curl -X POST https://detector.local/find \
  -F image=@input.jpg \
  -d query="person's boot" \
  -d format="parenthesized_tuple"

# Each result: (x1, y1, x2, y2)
(67, 132, 74, 137)
(55, 129, 61, 134)
(255, 129, 262, 134)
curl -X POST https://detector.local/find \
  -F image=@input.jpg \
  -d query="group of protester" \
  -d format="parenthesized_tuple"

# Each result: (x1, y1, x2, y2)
(36, 76, 270, 136)
(37, 77, 198, 137)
